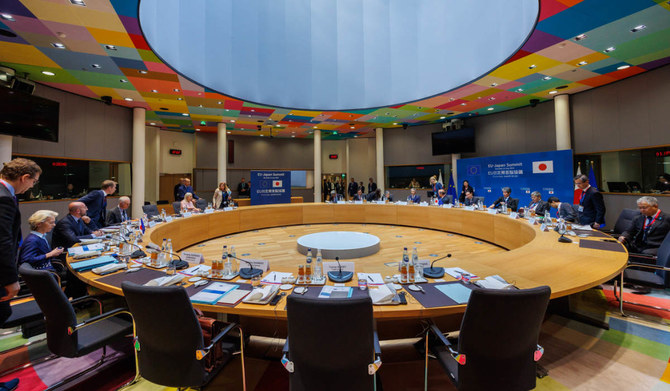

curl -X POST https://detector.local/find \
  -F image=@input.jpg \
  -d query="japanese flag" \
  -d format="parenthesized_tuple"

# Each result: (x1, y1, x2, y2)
(532, 161, 553, 174)
(273, 180, 283, 187)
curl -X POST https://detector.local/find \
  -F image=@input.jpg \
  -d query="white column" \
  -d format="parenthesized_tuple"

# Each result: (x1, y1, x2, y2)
(375, 128, 385, 191)
(0, 135, 12, 165)
(554, 94, 571, 150)
(217, 123, 227, 184)
(451, 153, 460, 187)
(314, 130, 322, 202)
(132, 108, 146, 219)
(345, 139, 350, 197)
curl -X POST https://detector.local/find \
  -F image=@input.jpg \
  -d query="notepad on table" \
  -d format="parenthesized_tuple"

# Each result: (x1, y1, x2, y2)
(190, 282, 238, 305)
(435, 283, 472, 304)
(318, 286, 353, 299)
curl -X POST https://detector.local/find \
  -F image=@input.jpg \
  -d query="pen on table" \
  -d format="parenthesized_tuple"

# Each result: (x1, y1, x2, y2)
(368, 275, 373, 282)
(417, 285, 426, 294)
(274, 273, 276, 281)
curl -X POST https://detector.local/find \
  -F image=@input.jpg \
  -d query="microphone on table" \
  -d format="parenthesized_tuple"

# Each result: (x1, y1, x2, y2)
(144, 242, 189, 269)
(422, 254, 452, 279)
(327, 256, 353, 283)
(227, 252, 263, 279)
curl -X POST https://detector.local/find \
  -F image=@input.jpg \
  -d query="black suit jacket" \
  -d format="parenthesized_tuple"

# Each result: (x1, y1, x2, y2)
(459, 186, 474, 203)
(528, 200, 550, 215)
(105, 206, 129, 226)
(79, 190, 107, 229)
(493, 196, 518, 212)
(368, 182, 377, 193)
(348, 182, 358, 196)
(578, 187, 606, 225)
(0, 183, 21, 286)
(621, 211, 670, 251)
(52, 214, 95, 250)
(556, 202, 577, 222)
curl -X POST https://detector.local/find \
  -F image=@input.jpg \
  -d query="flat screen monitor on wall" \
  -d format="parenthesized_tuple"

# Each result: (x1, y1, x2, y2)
(0, 87, 59, 142)
(432, 128, 475, 155)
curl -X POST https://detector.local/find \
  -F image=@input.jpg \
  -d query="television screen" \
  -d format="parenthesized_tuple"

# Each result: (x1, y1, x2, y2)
(0, 87, 59, 142)
(432, 128, 475, 155)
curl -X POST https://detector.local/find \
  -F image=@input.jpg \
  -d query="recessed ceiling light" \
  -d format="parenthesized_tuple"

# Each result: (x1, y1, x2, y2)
(182, 113, 189, 116)
(549, 90, 558, 94)
(577, 61, 588, 66)
(177, 97, 183, 101)
(124, 97, 133, 101)
(51, 43, 66, 49)
(275, 124, 280, 127)
(393, 122, 398, 125)
(529, 64, 537, 69)
(291, 135, 295, 138)
(460, 103, 466, 106)
(487, 107, 494, 111)
(574, 34, 587, 41)
(217, 101, 222, 104)
(138, 70, 148, 74)
(604, 46, 615, 53)
(151, 89, 158, 93)
(198, 104, 203, 108)
(91, 64, 101, 68)
(260, 134, 264, 137)
(230, 120, 235, 123)
(227, 131, 231, 134)
(516, 88, 524, 92)
(630, 25, 646, 33)
(69, 0, 86, 6)
(105, 44, 117, 50)
(440, 116, 446, 119)
(350, 126, 354, 129)
(173, 88, 180, 92)
(354, 135, 358, 138)
(313, 126, 317, 129)
(150, 122, 156, 125)
(196, 128, 200, 131)
(490, 83, 498, 87)
(41, 71, 55, 76)
(1, 14, 15, 21)
(488, 97, 495, 101)
(542, 76, 552, 81)
(617, 64, 631, 70)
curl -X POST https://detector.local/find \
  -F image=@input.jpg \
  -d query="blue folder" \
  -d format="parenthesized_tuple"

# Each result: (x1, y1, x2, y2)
(70, 255, 117, 272)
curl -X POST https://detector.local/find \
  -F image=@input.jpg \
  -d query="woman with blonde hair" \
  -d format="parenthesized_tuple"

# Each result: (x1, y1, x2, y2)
(19, 210, 64, 271)
(180, 192, 201, 212)
(213, 182, 232, 209)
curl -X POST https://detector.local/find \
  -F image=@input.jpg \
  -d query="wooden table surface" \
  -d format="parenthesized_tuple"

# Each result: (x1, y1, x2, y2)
(69, 203, 628, 320)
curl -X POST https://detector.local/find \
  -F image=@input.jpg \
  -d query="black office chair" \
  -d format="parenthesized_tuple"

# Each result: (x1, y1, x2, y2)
(195, 198, 208, 210)
(121, 282, 244, 389)
(19, 263, 134, 390)
(510, 198, 519, 212)
(472, 196, 485, 205)
(614, 233, 670, 316)
(173, 201, 182, 214)
(605, 208, 639, 237)
(282, 295, 381, 391)
(425, 286, 551, 391)
(157, 200, 169, 205)
(142, 204, 160, 218)
(445, 195, 454, 204)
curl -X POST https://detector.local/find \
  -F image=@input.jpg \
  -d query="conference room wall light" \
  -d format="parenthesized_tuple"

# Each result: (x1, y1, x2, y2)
(41, 71, 55, 76)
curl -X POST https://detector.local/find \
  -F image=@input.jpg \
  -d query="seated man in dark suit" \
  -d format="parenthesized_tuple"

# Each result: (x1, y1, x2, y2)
(366, 188, 381, 202)
(407, 188, 421, 203)
(528, 191, 550, 215)
(106, 196, 131, 226)
(436, 189, 449, 205)
(489, 187, 518, 211)
(547, 197, 576, 222)
(329, 190, 343, 203)
(353, 189, 365, 201)
(381, 190, 393, 202)
(53, 202, 102, 250)
(78, 179, 116, 229)
(463, 191, 475, 206)
(618, 196, 670, 256)
(574, 174, 606, 229)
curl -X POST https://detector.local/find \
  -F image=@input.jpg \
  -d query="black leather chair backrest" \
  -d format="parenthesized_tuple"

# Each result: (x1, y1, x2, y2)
(19, 263, 79, 357)
(142, 204, 159, 217)
(472, 196, 485, 205)
(457, 286, 551, 391)
(286, 295, 374, 391)
(121, 282, 206, 387)
(613, 208, 640, 235)
(446, 195, 453, 204)
(655, 233, 670, 287)
(172, 202, 181, 214)
(195, 198, 208, 210)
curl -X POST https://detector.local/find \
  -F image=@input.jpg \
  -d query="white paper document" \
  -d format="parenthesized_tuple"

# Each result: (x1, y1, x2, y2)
(357, 273, 384, 285)
(262, 271, 294, 284)
(369, 284, 395, 304)
(475, 275, 515, 290)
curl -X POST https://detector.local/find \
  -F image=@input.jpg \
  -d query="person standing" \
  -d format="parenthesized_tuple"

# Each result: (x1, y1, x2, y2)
(348, 178, 358, 199)
(0, 158, 41, 391)
(237, 177, 250, 198)
(458, 180, 474, 203)
(78, 179, 116, 229)
(173, 178, 184, 201)
(368, 178, 377, 193)
(574, 174, 606, 228)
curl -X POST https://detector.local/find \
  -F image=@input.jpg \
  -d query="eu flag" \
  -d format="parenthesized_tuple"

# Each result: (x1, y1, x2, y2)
(447, 172, 458, 204)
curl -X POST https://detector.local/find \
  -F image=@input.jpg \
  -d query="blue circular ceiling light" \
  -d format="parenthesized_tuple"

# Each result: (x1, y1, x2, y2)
(139, 0, 539, 111)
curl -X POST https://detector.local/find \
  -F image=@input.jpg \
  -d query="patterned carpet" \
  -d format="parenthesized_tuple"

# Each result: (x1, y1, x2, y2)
(1, 285, 668, 390)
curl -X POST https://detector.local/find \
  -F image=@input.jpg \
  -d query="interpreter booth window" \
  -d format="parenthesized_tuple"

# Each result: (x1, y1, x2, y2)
(386, 164, 450, 189)
(574, 146, 670, 194)
(12, 155, 131, 201)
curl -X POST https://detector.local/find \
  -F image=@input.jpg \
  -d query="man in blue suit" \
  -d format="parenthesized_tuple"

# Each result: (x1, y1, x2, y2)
(407, 188, 421, 203)
(574, 175, 606, 229)
(176, 178, 199, 202)
(52, 202, 102, 250)
(78, 179, 116, 229)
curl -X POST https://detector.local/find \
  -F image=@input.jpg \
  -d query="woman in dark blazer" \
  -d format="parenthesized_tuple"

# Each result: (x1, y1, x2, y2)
(459, 180, 475, 203)
(19, 210, 64, 271)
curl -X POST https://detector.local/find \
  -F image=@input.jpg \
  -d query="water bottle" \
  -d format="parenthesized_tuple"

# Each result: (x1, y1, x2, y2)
(544, 210, 552, 226)
(306, 248, 313, 264)
(314, 249, 323, 280)
(230, 245, 238, 274)
(222, 247, 232, 277)
(400, 247, 409, 272)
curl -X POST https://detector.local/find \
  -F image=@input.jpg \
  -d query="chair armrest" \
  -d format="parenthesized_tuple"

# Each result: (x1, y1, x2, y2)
(626, 262, 670, 272)
(69, 295, 103, 315)
(628, 253, 657, 264)
(282, 338, 289, 355)
(67, 308, 130, 335)
(195, 322, 238, 361)
(428, 324, 466, 365)
(281, 337, 294, 373)
(373, 332, 381, 356)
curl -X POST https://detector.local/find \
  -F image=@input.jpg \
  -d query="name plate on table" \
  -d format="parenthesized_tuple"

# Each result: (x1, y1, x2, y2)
(464, 206, 475, 211)
(148, 221, 157, 228)
(182, 212, 193, 218)
(509, 212, 518, 219)
(419, 202, 429, 206)
(245, 259, 270, 272)
(165, 216, 173, 222)
(68, 243, 105, 256)
(354, 200, 363, 204)
(442, 204, 453, 208)
(182, 252, 205, 264)
(416, 259, 431, 269)
(487, 208, 498, 214)
(223, 207, 234, 212)
(204, 208, 214, 214)
(528, 217, 537, 225)
(337, 201, 346, 204)
(396, 201, 407, 205)
(323, 261, 355, 273)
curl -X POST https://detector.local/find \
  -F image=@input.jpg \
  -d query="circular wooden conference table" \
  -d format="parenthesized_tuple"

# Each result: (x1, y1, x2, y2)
(69, 203, 627, 329)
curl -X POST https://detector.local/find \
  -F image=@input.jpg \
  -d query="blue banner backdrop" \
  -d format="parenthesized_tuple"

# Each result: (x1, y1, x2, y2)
(456, 150, 573, 208)
(250, 171, 291, 205)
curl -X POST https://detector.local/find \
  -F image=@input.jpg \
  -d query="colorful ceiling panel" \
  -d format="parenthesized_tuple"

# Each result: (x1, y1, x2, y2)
(0, 0, 669, 139)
